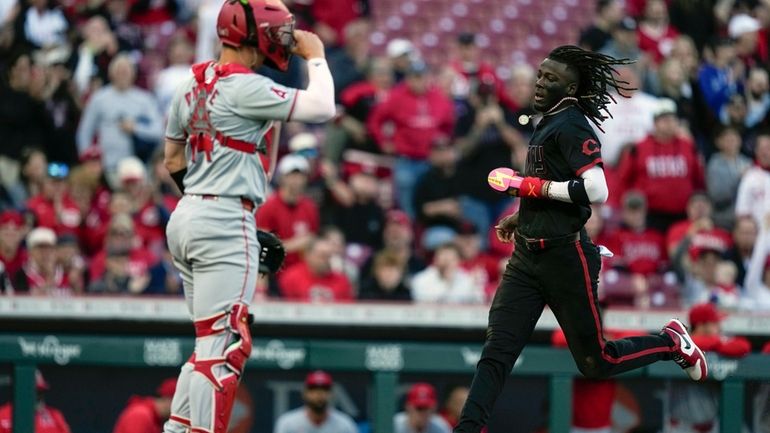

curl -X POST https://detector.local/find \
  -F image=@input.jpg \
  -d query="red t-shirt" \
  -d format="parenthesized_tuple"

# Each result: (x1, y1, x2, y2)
(604, 227, 666, 275)
(278, 261, 353, 302)
(257, 194, 320, 268)
(0, 248, 26, 278)
(637, 25, 679, 64)
(0, 403, 71, 433)
(26, 194, 82, 235)
(112, 396, 161, 433)
(133, 200, 166, 253)
(665, 221, 732, 254)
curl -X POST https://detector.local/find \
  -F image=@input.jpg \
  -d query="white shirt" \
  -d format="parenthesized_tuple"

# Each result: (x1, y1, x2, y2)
(155, 64, 193, 113)
(273, 408, 357, 433)
(24, 6, 68, 47)
(592, 91, 658, 166)
(411, 266, 484, 304)
(393, 412, 451, 433)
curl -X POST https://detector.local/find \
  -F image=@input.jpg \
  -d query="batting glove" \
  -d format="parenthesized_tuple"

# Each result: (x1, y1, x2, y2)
(509, 176, 550, 199)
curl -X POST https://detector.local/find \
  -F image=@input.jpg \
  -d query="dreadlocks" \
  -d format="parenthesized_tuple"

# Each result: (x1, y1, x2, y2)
(547, 45, 636, 131)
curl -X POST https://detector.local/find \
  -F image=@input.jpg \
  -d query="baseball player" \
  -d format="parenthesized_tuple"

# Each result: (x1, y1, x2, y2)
(454, 46, 708, 433)
(161, 1, 334, 432)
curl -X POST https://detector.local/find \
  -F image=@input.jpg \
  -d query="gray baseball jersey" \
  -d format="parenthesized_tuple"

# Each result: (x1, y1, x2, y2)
(165, 61, 298, 204)
(273, 408, 358, 433)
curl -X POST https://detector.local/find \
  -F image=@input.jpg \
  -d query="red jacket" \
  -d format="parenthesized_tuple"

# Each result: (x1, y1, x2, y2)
(604, 227, 667, 275)
(112, 396, 161, 433)
(367, 83, 455, 160)
(618, 134, 705, 215)
(637, 25, 679, 64)
(256, 193, 320, 268)
(278, 261, 353, 302)
(0, 403, 70, 433)
(26, 194, 82, 236)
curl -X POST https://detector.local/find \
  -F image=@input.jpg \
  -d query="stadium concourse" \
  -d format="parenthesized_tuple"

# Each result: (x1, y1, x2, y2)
(2, 0, 770, 432)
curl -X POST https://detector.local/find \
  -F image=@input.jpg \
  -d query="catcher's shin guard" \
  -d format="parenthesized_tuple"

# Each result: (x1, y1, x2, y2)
(192, 303, 252, 433)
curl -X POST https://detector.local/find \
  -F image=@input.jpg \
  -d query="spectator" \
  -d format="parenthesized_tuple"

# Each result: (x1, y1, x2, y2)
(600, 17, 644, 64)
(89, 212, 151, 285)
(504, 64, 536, 138)
(322, 160, 385, 250)
(666, 303, 751, 432)
(71, 16, 120, 95)
(278, 237, 353, 302)
(736, 132, 770, 230)
(76, 54, 163, 173)
(725, 216, 758, 287)
(666, 192, 730, 258)
(394, 383, 451, 433)
(605, 192, 667, 277)
(706, 126, 751, 228)
(698, 37, 740, 121)
(578, 0, 624, 51)
(413, 140, 464, 250)
(153, 35, 194, 113)
(450, 32, 502, 100)
(13, 227, 69, 295)
(361, 210, 426, 283)
(55, 232, 84, 293)
(0, 370, 70, 433)
(728, 14, 764, 70)
(273, 371, 357, 433)
(0, 210, 26, 283)
(411, 243, 483, 304)
(26, 162, 81, 235)
(617, 98, 705, 231)
(454, 74, 523, 241)
(673, 231, 732, 307)
(593, 67, 657, 168)
(16, 0, 68, 48)
(326, 19, 371, 97)
(258, 154, 320, 269)
(116, 156, 167, 258)
(0, 51, 54, 193)
(744, 67, 770, 129)
(438, 385, 468, 430)
(88, 243, 150, 294)
(455, 222, 499, 300)
(39, 48, 81, 167)
(653, 58, 695, 124)
(127, 0, 177, 25)
(358, 250, 411, 301)
(112, 378, 176, 433)
(5, 147, 48, 208)
(307, 0, 366, 46)
(636, 0, 679, 64)
(334, 56, 393, 155)
(367, 59, 455, 218)
(318, 225, 359, 288)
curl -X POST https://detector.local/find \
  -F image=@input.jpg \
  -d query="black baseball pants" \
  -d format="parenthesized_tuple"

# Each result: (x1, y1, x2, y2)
(454, 234, 673, 433)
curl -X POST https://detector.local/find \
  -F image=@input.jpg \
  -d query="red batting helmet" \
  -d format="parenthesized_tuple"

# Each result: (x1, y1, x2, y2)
(216, 0, 295, 71)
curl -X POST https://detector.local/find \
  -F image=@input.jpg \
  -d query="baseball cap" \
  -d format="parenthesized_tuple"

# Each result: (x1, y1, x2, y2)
(305, 370, 333, 389)
(457, 32, 475, 45)
(47, 162, 70, 180)
(618, 17, 637, 32)
(406, 383, 437, 409)
(728, 14, 761, 39)
(35, 370, 50, 391)
(653, 98, 677, 119)
(156, 378, 178, 398)
(277, 154, 310, 176)
(27, 227, 57, 248)
(623, 191, 646, 210)
(117, 156, 147, 183)
(386, 209, 412, 229)
(288, 132, 319, 153)
(689, 303, 727, 327)
(386, 38, 415, 58)
(0, 210, 24, 228)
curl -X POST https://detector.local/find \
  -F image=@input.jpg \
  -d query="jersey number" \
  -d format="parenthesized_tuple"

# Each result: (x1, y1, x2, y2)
(525, 145, 546, 175)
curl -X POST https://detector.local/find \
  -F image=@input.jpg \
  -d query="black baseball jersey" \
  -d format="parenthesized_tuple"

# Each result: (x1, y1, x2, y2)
(517, 105, 603, 238)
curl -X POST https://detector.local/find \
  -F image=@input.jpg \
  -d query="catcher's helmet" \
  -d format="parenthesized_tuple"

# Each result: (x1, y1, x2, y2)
(216, 0, 295, 71)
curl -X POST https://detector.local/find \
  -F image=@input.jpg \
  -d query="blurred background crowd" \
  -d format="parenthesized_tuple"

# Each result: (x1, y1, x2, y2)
(2, 0, 770, 313)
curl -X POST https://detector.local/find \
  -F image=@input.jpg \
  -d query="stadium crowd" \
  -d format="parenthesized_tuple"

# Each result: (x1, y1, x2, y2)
(2, 0, 770, 312)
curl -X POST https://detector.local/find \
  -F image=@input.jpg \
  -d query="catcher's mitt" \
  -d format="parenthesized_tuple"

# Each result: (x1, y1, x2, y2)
(257, 230, 286, 274)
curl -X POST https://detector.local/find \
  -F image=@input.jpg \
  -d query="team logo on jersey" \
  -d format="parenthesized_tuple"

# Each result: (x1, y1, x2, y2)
(582, 138, 600, 156)
(270, 87, 288, 99)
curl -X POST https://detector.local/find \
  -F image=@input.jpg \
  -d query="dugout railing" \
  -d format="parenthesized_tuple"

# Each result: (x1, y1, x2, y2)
(2, 333, 769, 433)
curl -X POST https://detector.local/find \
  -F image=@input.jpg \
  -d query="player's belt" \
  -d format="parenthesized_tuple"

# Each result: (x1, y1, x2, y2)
(189, 194, 255, 212)
(514, 230, 581, 252)
(214, 131, 257, 154)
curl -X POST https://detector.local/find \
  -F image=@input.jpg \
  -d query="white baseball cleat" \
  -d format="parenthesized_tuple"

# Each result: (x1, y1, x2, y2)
(662, 319, 708, 381)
